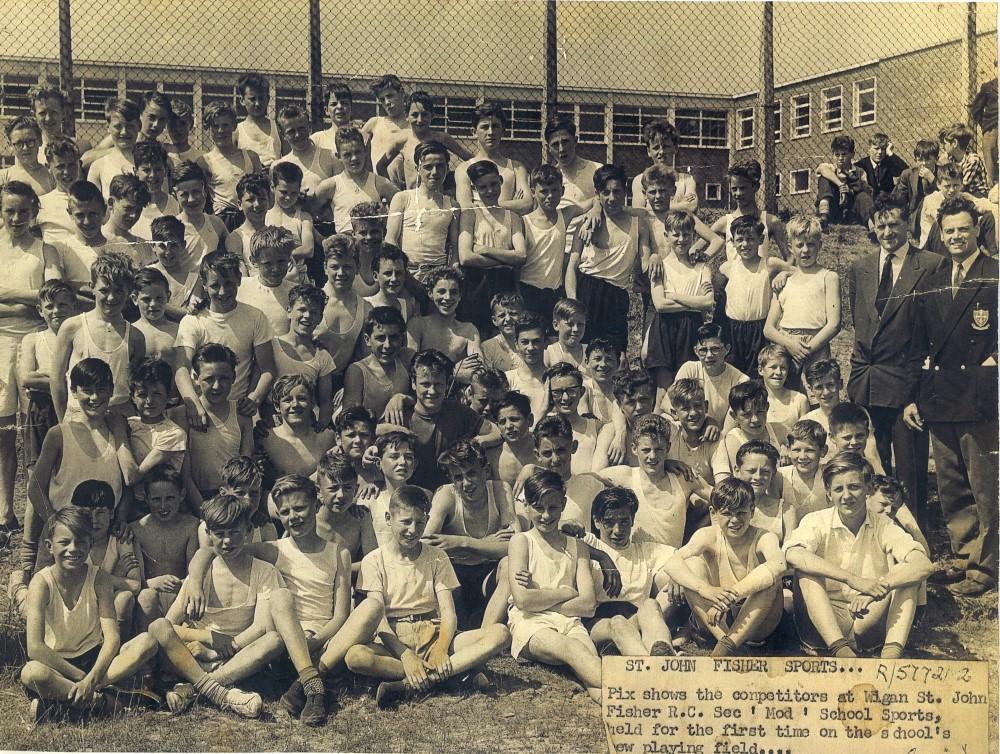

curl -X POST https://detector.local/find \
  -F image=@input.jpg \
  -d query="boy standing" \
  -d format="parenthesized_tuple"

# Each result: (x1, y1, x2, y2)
(236, 226, 297, 336)
(235, 72, 285, 169)
(86, 99, 142, 199)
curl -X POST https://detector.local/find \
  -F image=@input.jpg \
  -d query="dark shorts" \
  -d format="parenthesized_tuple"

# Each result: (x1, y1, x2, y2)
(576, 273, 629, 353)
(23, 390, 57, 469)
(460, 266, 517, 335)
(66, 644, 102, 675)
(452, 561, 498, 630)
(216, 206, 245, 233)
(517, 283, 564, 327)
(724, 318, 767, 377)
(643, 310, 702, 372)
(583, 601, 638, 630)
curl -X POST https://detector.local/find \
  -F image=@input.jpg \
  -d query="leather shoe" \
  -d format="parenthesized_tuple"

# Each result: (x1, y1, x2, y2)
(950, 578, 995, 597)
(928, 565, 965, 584)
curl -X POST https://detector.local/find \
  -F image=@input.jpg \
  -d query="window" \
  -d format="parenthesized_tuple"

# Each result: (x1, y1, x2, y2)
(504, 100, 542, 141)
(854, 77, 877, 126)
(434, 96, 476, 136)
(774, 172, 782, 196)
(275, 86, 307, 116)
(556, 103, 606, 144)
(773, 101, 782, 143)
(125, 79, 156, 106)
(201, 81, 246, 117)
(161, 81, 195, 112)
(705, 183, 722, 202)
(790, 169, 810, 194)
(347, 93, 378, 123)
(675, 109, 728, 149)
(737, 108, 754, 150)
(0, 74, 36, 117)
(791, 94, 811, 139)
(74, 78, 118, 122)
(821, 85, 843, 132)
(611, 104, 669, 145)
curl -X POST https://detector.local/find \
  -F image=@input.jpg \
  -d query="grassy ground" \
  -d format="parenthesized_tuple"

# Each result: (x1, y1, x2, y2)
(0, 223, 995, 751)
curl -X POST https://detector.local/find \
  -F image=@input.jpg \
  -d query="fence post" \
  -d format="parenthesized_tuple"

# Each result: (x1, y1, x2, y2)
(542, 0, 557, 162)
(964, 2, 977, 127)
(759, 0, 776, 213)
(308, 0, 323, 128)
(58, 0, 75, 136)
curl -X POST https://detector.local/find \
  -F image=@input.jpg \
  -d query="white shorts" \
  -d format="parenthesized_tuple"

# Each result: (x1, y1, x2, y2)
(509, 609, 595, 660)
(0, 334, 22, 418)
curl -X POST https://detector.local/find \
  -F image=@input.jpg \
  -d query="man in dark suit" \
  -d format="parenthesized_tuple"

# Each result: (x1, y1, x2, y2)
(904, 196, 998, 596)
(848, 195, 947, 534)
(855, 133, 908, 201)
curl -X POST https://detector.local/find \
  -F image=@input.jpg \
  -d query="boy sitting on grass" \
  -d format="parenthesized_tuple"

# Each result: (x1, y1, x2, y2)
(21, 507, 158, 722)
(346, 485, 509, 708)
(153, 494, 323, 717)
(665, 478, 785, 657)
(785, 453, 931, 659)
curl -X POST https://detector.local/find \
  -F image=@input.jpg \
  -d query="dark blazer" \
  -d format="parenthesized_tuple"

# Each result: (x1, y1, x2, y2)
(889, 168, 935, 236)
(848, 245, 947, 408)
(911, 252, 999, 423)
(856, 153, 908, 198)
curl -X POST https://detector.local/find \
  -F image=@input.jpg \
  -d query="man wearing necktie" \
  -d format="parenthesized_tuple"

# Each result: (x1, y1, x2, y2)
(904, 196, 999, 596)
(848, 197, 946, 536)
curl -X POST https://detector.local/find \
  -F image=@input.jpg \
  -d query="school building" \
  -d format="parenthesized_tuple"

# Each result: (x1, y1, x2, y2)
(0, 1, 994, 212)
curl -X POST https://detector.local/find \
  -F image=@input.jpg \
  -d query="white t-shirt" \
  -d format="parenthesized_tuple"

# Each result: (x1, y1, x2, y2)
(669, 360, 749, 428)
(236, 277, 294, 337)
(357, 544, 459, 619)
(175, 303, 273, 400)
(585, 533, 675, 607)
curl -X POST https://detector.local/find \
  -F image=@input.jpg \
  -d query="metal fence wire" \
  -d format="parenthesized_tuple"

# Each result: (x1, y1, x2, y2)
(0, 1, 995, 214)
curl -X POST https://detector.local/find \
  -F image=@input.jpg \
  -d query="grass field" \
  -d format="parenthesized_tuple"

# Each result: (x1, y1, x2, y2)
(0, 223, 995, 752)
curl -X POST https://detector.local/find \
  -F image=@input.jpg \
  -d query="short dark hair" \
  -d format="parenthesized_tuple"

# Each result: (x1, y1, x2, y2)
(129, 357, 174, 393)
(388, 485, 431, 515)
(363, 305, 406, 336)
(735, 439, 779, 470)
(409, 349, 454, 384)
(830, 134, 855, 154)
(70, 357, 113, 392)
(828, 402, 870, 435)
(822, 451, 874, 489)
(70, 479, 116, 510)
(710, 477, 755, 514)
(728, 380, 768, 414)
(938, 195, 980, 226)
(192, 342, 238, 374)
(591, 486, 639, 525)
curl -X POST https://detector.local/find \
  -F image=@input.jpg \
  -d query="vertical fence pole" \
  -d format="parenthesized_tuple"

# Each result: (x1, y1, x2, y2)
(759, 0, 776, 213)
(964, 2, 977, 127)
(542, 0, 557, 162)
(58, 0, 75, 136)
(308, 0, 323, 128)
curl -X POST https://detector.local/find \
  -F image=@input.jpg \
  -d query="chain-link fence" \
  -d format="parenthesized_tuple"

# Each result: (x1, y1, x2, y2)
(0, 1, 996, 213)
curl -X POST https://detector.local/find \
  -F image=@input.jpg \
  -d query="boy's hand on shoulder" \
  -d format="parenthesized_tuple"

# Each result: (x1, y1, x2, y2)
(421, 533, 466, 551)
(771, 270, 792, 293)
(149, 574, 183, 593)
(699, 420, 720, 444)
(237, 395, 261, 416)
(560, 522, 586, 538)
(112, 521, 134, 544)
(185, 399, 209, 432)
(664, 458, 696, 481)
(357, 482, 381, 503)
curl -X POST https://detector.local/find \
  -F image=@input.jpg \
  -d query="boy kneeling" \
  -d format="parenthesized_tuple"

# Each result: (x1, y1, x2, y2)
(21, 508, 158, 722)
(784, 453, 931, 659)
(345, 485, 509, 708)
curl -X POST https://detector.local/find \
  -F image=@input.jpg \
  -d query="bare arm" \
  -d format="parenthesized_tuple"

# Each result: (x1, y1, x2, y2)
(25, 577, 89, 680)
(311, 546, 353, 645)
(49, 318, 78, 419)
(805, 271, 841, 354)
(507, 533, 577, 611)
(27, 426, 61, 522)
(17, 336, 48, 392)
(558, 543, 598, 617)
(386, 192, 405, 246)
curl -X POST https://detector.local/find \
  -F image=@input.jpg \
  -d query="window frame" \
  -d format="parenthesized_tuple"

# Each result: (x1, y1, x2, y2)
(853, 77, 877, 127)
(674, 108, 729, 150)
(790, 168, 811, 195)
(705, 183, 723, 202)
(773, 100, 782, 144)
(821, 85, 844, 133)
(737, 107, 754, 150)
(790, 93, 811, 140)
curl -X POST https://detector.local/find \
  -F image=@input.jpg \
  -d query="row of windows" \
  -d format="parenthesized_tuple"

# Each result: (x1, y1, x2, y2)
(736, 77, 876, 149)
(8, 75, 731, 149)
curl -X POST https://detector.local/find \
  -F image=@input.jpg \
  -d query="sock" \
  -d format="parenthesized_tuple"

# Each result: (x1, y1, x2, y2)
(827, 637, 857, 658)
(193, 675, 228, 707)
(880, 642, 905, 659)
(711, 635, 737, 657)
(299, 667, 324, 696)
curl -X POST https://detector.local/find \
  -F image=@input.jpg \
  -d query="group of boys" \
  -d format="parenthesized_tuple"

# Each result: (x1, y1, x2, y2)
(0, 69, 995, 728)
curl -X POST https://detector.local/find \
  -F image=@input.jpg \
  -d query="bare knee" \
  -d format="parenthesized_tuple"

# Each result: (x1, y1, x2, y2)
(20, 660, 47, 688)
(137, 588, 160, 615)
(148, 617, 174, 643)
(344, 644, 373, 672)
(485, 623, 511, 649)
